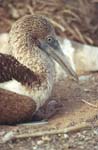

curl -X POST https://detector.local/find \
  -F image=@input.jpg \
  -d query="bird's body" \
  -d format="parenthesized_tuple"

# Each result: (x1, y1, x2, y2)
(0, 15, 78, 124)
(8, 15, 55, 109)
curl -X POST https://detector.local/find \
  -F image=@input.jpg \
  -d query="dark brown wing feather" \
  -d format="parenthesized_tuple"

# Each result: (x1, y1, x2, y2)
(0, 88, 36, 125)
(0, 53, 38, 124)
(0, 53, 38, 86)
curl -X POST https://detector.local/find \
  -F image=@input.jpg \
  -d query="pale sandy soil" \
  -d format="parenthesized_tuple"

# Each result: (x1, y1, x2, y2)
(0, 73, 98, 149)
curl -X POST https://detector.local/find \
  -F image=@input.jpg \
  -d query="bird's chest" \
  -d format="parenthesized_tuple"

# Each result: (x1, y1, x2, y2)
(0, 58, 55, 110)
(31, 59, 55, 108)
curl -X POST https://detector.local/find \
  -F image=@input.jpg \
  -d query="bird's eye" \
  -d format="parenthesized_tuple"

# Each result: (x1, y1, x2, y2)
(47, 36, 53, 43)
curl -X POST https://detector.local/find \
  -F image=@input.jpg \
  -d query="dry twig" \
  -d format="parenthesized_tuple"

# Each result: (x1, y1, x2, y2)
(81, 99, 98, 108)
(47, 18, 65, 32)
(2, 122, 93, 143)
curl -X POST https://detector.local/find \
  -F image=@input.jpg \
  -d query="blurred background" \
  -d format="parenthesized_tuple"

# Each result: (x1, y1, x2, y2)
(0, 0, 98, 46)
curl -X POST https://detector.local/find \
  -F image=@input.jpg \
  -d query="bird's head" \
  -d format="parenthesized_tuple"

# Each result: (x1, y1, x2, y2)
(28, 15, 78, 81)
(10, 15, 78, 81)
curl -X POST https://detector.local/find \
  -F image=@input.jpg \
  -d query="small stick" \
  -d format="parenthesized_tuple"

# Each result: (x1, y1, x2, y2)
(63, 9, 81, 22)
(47, 18, 65, 32)
(84, 35, 94, 45)
(72, 25, 86, 43)
(2, 122, 92, 143)
(26, 5, 34, 15)
(18, 121, 48, 126)
(81, 99, 98, 108)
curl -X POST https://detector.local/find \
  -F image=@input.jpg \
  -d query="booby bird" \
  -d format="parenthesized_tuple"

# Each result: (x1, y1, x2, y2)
(0, 15, 78, 124)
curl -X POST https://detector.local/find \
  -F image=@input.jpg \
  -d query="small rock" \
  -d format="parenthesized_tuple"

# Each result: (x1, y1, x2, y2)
(64, 134, 69, 139)
(37, 140, 44, 145)
(42, 136, 50, 142)
(33, 146, 37, 150)
(79, 75, 91, 81)
(93, 128, 98, 135)
(2, 131, 14, 143)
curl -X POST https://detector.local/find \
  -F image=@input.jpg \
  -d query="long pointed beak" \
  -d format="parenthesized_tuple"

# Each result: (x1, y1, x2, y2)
(50, 43, 78, 81)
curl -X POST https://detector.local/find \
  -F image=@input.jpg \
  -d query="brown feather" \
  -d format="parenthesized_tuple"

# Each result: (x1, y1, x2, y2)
(0, 88, 36, 125)
(0, 53, 39, 124)
(0, 53, 39, 86)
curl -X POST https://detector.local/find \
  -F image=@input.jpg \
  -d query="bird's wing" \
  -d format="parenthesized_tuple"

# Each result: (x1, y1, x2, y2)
(0, 53, 37, 124)
(0, 53, 38, 84)
(0, 53, 39, 96)
(0, 88, 36, 125)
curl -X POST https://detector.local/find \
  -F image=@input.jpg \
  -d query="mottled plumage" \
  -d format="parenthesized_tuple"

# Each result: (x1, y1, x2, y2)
(0, 15, 78, 124)
(8, 15, 55, 109)
(0, 53, 38, 84)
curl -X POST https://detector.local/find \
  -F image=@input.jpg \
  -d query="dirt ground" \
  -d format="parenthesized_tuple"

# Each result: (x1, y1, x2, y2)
(1, 0, 98, 150)
(0, 74, 98, 150)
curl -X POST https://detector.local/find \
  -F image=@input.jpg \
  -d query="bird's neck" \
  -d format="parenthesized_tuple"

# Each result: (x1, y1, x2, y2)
(13, 44, 55, 85)
(10, 37, 55, 109)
